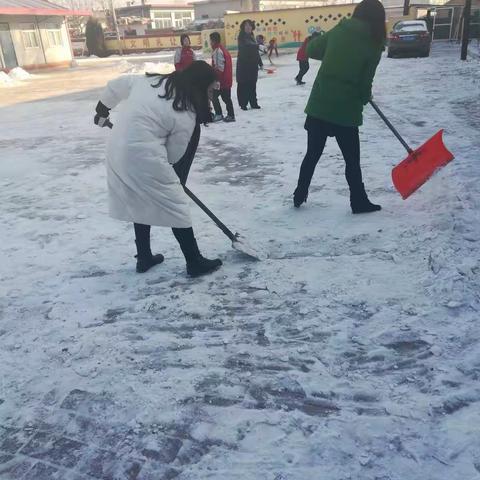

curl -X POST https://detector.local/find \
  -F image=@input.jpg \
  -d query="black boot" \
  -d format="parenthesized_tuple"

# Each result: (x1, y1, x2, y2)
(350, 183, 381, 214)
(172, 228, 222, 277)
(293, 185, 308, 208)
(134, 223, 164, 273)
(135, 241, 164, 273)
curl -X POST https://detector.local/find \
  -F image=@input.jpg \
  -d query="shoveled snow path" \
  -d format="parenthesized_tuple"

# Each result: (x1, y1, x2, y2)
(0, 43, 479, 480)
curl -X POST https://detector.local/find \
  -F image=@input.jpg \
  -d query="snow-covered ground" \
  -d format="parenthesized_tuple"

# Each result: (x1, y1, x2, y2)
(0, 44, 479, 480)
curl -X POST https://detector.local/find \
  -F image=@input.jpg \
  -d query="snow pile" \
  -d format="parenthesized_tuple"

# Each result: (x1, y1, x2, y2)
(142, 61, 174, 74)
(118, 60, 174, 75)
(117, 59, 135, 72)
(8, 67, 32, 81)
(0, 71, 14, 86)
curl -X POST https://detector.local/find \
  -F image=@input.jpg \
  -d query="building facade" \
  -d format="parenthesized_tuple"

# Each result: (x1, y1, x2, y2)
(115, 3, 194, 31)
(0, 0, 89, 70)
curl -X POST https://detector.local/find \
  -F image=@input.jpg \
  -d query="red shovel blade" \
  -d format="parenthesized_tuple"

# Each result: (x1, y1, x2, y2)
(392, 129, 454, 200)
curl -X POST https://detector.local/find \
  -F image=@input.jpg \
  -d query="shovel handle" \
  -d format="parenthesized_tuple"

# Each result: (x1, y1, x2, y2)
(369, 100, 413, 154)
(183, 185, 237, 242)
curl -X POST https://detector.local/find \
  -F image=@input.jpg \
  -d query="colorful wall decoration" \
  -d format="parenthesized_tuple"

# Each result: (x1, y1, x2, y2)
(224, 4, 357, 50)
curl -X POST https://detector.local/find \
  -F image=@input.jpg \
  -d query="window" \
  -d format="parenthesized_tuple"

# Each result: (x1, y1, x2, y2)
(152, 11, 172, 29)
(20, 24, 39, 48)
(45, 23, 63, 47)
(174, 11, 193, 28)
(394, 21, 428, 32)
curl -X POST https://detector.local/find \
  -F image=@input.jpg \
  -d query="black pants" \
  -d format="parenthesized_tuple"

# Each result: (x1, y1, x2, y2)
(212, 89, 235, 117)
(237, 81, 258, 109)
(296, 116, 363, 194)
(268, 46, 279, 58)
(173, 123, 201, 185)
(296, 60, 309, 82)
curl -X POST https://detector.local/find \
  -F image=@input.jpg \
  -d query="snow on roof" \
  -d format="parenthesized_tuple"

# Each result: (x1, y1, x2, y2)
(0, 0, 91, 16)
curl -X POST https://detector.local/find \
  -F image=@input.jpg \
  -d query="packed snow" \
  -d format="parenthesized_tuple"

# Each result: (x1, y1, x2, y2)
(0, 43, 479, 480)
(0, 67, 34, 88)
(7, 67, 32, 81)
(0, 71, 13, 85)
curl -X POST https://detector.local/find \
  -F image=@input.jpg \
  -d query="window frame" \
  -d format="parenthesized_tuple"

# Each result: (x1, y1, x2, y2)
(45, 24, 64, 47)
(20, 23, 39, 49)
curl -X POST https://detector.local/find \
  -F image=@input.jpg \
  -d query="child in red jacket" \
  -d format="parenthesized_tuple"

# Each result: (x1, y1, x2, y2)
(210, 32, 235, 122)
(174, 34, 197, 72)
(295, 32, 319, 85)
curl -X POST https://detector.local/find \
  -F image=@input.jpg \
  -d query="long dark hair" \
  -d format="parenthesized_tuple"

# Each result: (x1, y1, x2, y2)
(147, 61, 216, 124)
(239, 19, 255, 33)
(180, 33, 190, 47)
(353, 0, 386, 45)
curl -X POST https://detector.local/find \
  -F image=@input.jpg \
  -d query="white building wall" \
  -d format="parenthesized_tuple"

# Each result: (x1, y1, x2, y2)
(5, 16, 46, 67)
(0, 14, 71, 69)
(38, 18, 72, 65)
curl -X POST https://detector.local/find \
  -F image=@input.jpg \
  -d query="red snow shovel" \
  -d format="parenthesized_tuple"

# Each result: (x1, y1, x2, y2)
(369, 100, 454, 200)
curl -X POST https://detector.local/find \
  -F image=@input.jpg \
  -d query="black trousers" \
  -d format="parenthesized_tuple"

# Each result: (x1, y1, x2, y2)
(173, 123, 201, 185)
(268, 46, 279, 58)
(237, 81, 258, 109)
(296, 116, 363, 194)
(296, 60, 310, 82)
(212, 88, 235, 117)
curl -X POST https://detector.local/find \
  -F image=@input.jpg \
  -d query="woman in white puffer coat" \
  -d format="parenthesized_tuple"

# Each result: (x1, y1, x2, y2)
(94, 61, 222, 277)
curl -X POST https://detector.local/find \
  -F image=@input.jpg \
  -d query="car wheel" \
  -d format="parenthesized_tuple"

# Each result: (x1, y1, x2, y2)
(387, 49, 395, 58)
(420, 49, 430, 58)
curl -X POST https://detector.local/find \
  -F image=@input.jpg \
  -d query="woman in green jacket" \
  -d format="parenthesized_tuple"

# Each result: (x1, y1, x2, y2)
(293, 0, 386, 213)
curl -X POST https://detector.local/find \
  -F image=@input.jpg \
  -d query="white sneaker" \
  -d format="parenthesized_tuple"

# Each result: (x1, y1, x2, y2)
(212, 114, 224, 122)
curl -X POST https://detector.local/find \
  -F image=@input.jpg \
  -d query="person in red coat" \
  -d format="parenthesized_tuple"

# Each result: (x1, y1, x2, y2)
(174, 34, 197, 72)
(295, 32, 319, 85)
(210, 32, 235, 122)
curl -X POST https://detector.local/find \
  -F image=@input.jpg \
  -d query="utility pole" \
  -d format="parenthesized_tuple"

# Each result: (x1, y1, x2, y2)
(403, 0, 410, 17)
(461, 0, 472, 60)
(109, 0, 123, 55)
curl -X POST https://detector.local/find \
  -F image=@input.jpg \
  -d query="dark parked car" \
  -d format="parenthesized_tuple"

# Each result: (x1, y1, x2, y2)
(388, 20, 431, 58)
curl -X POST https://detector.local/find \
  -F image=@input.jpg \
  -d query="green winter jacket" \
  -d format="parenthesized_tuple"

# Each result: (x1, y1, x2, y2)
(305, 17, 383, 127)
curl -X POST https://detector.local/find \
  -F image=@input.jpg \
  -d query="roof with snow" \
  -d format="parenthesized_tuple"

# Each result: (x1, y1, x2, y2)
(0, 0, 91, 16)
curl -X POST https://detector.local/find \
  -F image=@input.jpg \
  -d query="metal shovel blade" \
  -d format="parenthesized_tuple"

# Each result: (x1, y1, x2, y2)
(392, 130, 454, 200)
(231, 233, 266, 261)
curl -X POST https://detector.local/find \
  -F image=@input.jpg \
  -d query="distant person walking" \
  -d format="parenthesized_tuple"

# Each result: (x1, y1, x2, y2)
(295, 32, 319, 85)
(174, 34, 197, 72)
(236, 19, 262, 110)
(293, 0, 385, 214)
(210, 32, 235, 123)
